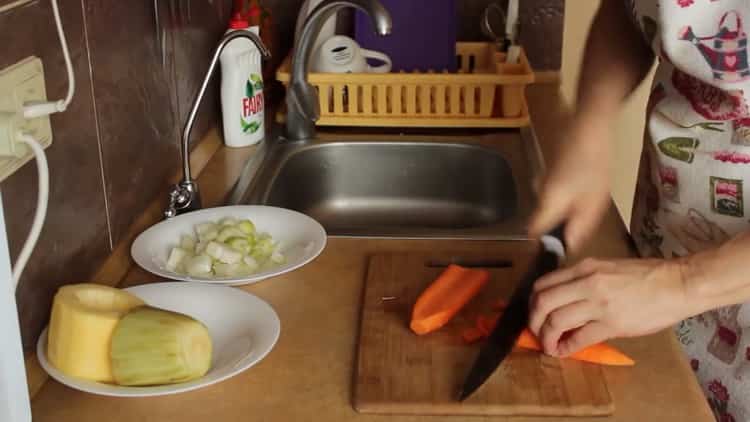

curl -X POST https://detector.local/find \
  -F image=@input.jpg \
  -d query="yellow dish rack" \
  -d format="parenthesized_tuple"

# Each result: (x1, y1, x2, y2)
(276, 42, 535, 128)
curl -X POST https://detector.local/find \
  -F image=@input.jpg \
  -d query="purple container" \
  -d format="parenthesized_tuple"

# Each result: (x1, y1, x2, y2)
(354, 0, 457, 73)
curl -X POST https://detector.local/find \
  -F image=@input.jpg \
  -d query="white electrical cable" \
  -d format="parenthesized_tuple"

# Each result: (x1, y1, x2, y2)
(23, 0, 74, 119)
(11, 0, 72, 287)
(51, 0, 73, 109)
(13, 134, 49, 289)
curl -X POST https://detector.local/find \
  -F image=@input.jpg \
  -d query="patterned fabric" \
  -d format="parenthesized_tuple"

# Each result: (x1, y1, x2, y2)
(629, 1, 750, 421)
(678, 11, 750, 82)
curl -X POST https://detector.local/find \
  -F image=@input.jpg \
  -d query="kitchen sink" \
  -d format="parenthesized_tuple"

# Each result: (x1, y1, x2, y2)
(227, 128, 543, 239)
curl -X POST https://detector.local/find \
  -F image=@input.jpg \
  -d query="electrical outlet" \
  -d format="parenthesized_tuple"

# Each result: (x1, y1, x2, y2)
(0, 57, 52, 182)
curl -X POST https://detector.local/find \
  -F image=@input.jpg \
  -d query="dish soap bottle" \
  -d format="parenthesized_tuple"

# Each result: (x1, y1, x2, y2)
(220, 13, 265, 147)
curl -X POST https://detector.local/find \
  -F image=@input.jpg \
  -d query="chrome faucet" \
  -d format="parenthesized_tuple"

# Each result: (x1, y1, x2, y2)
(165, 29, 271, 218)
(286, 0, 392, 141)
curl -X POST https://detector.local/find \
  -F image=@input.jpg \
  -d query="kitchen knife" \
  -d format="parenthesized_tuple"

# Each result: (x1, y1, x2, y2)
(458, 224, 566, 401)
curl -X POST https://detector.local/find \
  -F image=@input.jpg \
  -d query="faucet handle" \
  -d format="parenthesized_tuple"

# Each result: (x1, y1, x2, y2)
(164, 186, 185, 219)
(288, 81, 321, 122)
(164, 180, 201, 219)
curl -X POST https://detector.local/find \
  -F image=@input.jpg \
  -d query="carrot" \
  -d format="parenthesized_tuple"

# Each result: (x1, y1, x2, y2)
(462, 327, 485, 344)
(568, 343, 635, 366)
(410, 264, 490, 335)
(476, 313, 500, 337)
(517, 329, 634, 366)
(516, 328, 542, 349)
(473, 314, 635, 367)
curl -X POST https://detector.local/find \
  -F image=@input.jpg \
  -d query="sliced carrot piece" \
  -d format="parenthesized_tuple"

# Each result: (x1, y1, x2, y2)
(515, 330, 634, 366)
(410, 264, 490, 335)
(476, 315, 635, 367)
(475, 314, 496, 337)
(462, 327, 485, 344)
(516, 328, 542, 349)
(569, 343, 635, 366)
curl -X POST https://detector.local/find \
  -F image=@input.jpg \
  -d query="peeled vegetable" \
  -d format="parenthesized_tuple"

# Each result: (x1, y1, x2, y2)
(166, 217, 285, 278)
(220, 217, 238, 226)
(217, 226, 244, 243)
(166, 247, 190, 272)
(410, 264, 489, 335)
(205, 241, 242, 264)
(238, 220, 255, 234)
(184, 254, 213, 277)
(110, 306, 212, 386)
(464, 313, 635, 366)
(180, 235, 196, 250)
(227, 237, 252, 254)
(47, 284, 145, 382)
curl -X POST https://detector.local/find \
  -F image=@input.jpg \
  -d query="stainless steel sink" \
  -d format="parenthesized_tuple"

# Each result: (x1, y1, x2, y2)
(228, 128, 544, 239)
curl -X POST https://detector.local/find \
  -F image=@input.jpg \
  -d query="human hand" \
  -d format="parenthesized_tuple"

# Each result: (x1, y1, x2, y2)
(528, 119, 612, 253)
(528, 257, 692, 357)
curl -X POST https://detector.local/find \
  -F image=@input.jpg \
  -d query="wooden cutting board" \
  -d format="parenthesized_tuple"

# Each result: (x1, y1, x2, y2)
(354, 252, 614, 417)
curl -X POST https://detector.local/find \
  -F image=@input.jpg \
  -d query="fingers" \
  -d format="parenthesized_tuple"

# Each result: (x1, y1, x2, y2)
(528, 183, 572, 239)
(538, 301, 600, 355)
(529, 259, 603, 337)
(533, 258, 601, 292)
(529, 273, 593, 336)
(556, 321, 611, 357)
(528, 184, 609, 252)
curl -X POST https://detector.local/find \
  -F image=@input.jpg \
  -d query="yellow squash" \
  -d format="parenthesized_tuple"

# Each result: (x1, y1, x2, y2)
(46, 283, 144, 382)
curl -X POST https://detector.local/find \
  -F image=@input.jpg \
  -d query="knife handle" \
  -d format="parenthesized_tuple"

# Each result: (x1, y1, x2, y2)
(541, 223, 567, 261)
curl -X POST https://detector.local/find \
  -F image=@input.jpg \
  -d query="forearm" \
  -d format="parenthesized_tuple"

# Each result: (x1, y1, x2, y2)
(680, 231, 750, 314)
(575, 0, 655, 125)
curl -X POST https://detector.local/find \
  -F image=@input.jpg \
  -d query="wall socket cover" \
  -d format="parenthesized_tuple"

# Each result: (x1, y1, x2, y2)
(0, 56, 53, 182)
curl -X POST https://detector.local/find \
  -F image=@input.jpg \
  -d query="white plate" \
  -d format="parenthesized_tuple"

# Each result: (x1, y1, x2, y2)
(37, 282, 280, 397)
(131, 205, 327, 285)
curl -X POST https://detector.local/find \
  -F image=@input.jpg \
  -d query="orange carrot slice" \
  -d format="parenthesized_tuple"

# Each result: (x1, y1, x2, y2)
(410, 264, 490, 335)
(517, 329, 634, 366)
(568, 343, 635, 366)
(476, 313, 500, 337)
(475, 314, 635, 367)
(516, 328, 542, 349)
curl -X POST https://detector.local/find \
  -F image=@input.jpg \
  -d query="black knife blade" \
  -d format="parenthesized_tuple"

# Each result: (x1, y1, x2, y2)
(458, 225, 566, 401)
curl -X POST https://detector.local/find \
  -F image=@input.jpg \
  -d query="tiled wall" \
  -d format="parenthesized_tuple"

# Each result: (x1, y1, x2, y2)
(2, 0, 563, 351)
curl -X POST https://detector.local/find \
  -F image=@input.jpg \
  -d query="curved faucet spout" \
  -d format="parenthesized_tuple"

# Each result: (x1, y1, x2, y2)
(286, 0, 392, 141)
(166, 29, 270, 218)
(182, 30, 270, 184)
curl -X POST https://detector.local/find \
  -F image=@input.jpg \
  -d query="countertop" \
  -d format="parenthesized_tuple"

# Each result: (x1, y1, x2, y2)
(29, 85, 715, 421)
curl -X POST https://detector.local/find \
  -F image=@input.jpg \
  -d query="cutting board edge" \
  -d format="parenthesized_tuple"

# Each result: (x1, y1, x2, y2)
(352, 399, 615, 417)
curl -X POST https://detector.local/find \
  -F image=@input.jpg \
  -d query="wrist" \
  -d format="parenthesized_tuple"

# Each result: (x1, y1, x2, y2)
(573, 97, 619, 129)
(564, 119, 611, 166)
